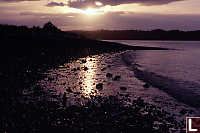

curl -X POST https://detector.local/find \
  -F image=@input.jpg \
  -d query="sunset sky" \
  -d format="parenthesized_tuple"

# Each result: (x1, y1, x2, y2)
(1, 0, 200, 30)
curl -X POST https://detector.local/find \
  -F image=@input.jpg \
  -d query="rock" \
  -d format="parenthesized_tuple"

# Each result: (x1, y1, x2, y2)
(125, 94, 129, 97)
(71, 68, 77, 71)
(62, 92, 67, 106)
(83, 67, 88, 71)
(47, 77, 54, 81)
(113, 75, 121, 81)
(66, 87, 73, 93)
(101, 67, 106, 71)
(81, 59, 87, 64)
(143, 83, 150, 88)
(136, 97, 144, 106)
(96, 83, 103, 91)
(74, 92, 81, 95)
(77, 67, 80, 70)
(120, 87, 127, 91)
(119, 94, 124, 97)
(179, 109, 187, 115)
(106, 73, 113, 78)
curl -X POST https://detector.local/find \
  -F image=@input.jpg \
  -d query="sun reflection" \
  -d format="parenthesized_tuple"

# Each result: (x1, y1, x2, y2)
(79, 57, 98, 97)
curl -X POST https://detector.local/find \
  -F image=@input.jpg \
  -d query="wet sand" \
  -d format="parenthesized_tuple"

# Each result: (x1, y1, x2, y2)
(37, 51, 199, 117)
(11, 50, 198, 133)
(0, 41, 184, 133)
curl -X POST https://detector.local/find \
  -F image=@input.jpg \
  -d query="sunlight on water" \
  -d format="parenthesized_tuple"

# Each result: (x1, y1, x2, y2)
(79, 57, 99, 97)
(38, 54, 109, 101)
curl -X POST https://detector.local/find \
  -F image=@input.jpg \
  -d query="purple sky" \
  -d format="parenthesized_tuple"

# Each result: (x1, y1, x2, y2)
(1, 0, 200, 30)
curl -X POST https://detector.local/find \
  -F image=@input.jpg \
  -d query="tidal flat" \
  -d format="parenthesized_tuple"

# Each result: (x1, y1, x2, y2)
(2, 51, 197, 133)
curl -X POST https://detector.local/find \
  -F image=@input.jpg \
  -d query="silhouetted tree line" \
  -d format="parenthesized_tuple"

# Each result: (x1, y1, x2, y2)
(0, 21, 80, 41)
(72, 29, 200, 40)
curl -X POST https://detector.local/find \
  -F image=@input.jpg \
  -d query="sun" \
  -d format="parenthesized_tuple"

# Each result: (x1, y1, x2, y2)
(95, 1, 103, 6)
(84, 8, 98, 15)
(69, 4, 111, 16)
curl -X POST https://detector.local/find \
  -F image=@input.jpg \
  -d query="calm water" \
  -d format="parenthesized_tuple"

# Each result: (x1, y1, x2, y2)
(112, 40, 200, 84)
(109, 40, 200, 108)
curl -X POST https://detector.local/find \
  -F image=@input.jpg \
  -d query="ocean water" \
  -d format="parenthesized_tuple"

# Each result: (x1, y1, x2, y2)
(110, 40, 200, 83)
(109, 40, 200, 108)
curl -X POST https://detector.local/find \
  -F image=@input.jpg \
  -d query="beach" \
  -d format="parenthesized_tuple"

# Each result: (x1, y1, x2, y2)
(0, 38, 184, 133)
(1, 44, 197, 132)
(1, 0, 200, 132)
(36, 49, 199, 119)
(1, 24, 198, 132)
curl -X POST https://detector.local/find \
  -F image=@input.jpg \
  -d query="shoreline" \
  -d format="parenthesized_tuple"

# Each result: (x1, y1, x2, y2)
(1, 50, 185, 133)
(121, 51, 200, 108)
(0, 39, 168, 97)
(0, 24, 177, 132)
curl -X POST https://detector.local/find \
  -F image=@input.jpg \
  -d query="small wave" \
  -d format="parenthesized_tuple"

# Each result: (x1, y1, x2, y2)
(121, 51, 200, 108)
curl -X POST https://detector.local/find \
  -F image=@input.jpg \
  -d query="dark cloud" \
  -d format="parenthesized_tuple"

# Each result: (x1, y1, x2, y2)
(19, 11, 78, 17)
(68, 0, 103, 9)
(68, 0, 184, 9)
(46, 2, 66, 7)
(15, 11, 200, 30)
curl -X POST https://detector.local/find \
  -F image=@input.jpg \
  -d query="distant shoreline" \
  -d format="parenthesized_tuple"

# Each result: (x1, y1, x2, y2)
(71, 29, 200, 41)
